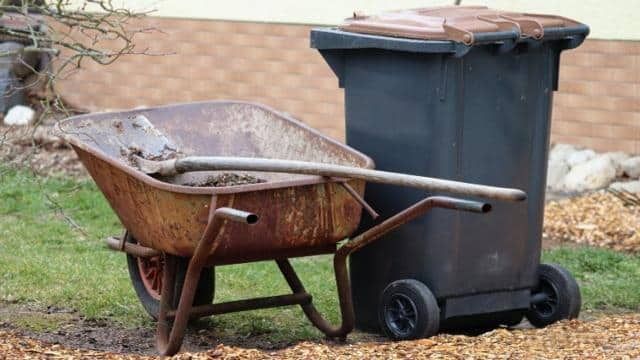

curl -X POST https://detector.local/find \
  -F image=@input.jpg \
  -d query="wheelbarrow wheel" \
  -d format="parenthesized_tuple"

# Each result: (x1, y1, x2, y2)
(378, 279, 440, 340)
(125, 232, 214, 320)
(526, 263, 581, 328)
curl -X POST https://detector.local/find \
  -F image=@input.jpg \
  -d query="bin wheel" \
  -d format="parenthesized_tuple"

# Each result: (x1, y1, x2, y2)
(378, 279, 440, 340)
(125, 232, 214, 320)
(526, 263, 581, 328)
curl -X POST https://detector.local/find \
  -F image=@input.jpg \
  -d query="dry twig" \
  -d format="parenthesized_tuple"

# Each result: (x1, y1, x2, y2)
(44, 191, 88, 236)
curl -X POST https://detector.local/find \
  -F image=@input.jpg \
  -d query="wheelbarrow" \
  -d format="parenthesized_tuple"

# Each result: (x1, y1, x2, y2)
(59, 101, 526, 355)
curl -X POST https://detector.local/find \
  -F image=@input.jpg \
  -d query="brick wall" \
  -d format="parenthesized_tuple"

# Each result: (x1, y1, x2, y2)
(553, 40, 640, 153)
(56, 17, 640, 153)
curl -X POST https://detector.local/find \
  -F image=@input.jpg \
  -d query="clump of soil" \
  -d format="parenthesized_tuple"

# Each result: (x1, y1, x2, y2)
(181, 173, 266, 187)
(120, 143, 179, 167)
(112, 120, 124, 134)
(118, 141, 266, 188)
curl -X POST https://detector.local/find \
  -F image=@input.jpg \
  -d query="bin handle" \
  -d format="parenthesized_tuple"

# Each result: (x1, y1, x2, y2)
(443, 23, 520, 46)
(450, 24, 588, 57)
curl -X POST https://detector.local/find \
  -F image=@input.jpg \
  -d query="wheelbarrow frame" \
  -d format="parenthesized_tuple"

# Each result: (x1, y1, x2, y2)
(108, 193, 490, 356)
(58, 100, 502, 355)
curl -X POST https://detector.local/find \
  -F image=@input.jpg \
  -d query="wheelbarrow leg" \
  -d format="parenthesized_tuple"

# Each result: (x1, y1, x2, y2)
(156, 252, 210, 355)
(156, 254, 183, 355)
(156, 206, 258, 356)
(277, 257, 354, 340)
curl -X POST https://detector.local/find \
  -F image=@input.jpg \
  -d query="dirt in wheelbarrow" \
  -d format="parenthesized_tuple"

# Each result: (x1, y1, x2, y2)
(121, 144, 179, 165)
(2, 301, 640, 358)
(121, 145, 267, 187)
(180, 173, 267, 187)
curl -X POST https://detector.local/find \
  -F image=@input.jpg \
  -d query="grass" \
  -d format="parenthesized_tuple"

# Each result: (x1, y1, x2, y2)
(543, 246, 640, 310)
(0, 305, 76, 332)
(0, 166, 639, 340)
(0, 166, 339, 340)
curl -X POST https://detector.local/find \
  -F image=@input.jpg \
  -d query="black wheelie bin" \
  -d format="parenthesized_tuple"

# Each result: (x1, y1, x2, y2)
(311, 6, 589, 340)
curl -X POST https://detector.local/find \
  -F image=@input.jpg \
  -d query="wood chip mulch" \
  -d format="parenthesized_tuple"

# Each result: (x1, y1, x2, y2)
(544, 191, 640, 252)
(1, 314, 639, 359)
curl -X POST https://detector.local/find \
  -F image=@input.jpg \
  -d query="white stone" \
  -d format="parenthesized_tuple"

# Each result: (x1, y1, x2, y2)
(3, 105, 35, 126)
(621, 157, 640, 178)
(609, 180, 640, 193)
(548, 144, 577, 164)
(566, 149, 596, 167)
(546, 160, 570, 190)
(602, 152, 630, 177)
(563, 155, 617, 192)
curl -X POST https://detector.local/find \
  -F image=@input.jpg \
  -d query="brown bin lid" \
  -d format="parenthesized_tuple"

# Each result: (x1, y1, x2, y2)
(339, 6, 583, 45)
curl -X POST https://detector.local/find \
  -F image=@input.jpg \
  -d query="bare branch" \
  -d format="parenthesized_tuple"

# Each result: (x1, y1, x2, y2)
(0, 0, 158, 111)
(44, 192, 89, 236)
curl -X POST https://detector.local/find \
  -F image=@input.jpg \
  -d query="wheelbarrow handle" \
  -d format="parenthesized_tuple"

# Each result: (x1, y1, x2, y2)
(433, 196, 492, 213)
(338, 196, 490, 257)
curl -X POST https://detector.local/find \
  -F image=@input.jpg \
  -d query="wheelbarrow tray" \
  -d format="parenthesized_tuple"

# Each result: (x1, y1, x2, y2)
(60, 101, 373, 264)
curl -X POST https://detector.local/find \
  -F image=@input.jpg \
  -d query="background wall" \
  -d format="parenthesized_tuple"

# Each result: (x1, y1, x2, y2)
(56, 2, 640, 153)
(123, 0, 639, 40)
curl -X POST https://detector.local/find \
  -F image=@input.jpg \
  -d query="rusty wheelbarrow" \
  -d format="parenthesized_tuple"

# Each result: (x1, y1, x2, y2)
(59, 101, 525, 355)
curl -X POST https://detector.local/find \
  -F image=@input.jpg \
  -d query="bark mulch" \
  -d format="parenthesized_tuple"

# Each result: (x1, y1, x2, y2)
(544, 191, 640, 252)
(1, 314, 639, 359)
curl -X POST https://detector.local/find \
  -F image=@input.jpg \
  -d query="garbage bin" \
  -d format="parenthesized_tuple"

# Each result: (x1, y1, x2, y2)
(311, 6, 589, 339)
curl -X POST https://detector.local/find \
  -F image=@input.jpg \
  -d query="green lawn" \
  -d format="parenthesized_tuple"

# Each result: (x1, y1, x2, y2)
(1, 166, 639, 339)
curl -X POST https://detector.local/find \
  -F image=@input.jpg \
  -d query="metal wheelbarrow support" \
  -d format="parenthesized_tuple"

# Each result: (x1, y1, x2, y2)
(118, 194, 493, 355)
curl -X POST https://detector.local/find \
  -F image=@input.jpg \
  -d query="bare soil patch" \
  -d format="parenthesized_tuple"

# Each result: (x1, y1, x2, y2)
(0, 302, 373, 356)
(1, 302, 638, 359)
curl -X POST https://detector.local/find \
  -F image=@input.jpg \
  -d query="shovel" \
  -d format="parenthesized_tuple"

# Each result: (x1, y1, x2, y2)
(120, 115, 525, 202)
(135, 155, 526, 202)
